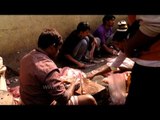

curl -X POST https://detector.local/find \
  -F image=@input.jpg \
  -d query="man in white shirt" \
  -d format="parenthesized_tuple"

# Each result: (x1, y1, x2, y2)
(122, 15, 160, 106)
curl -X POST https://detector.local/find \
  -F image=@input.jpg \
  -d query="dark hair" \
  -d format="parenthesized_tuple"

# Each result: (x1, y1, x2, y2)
(38, 29, 63, 49)
(77, 22, 90, 32)
(102, 15, 115, 24)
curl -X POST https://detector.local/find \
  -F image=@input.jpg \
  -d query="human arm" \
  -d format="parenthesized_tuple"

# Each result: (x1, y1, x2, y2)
(122, 30, 153, 58)
(63, 78, 80, 96)
(65, 54, 86, 68)
(86, 34, 96, 60)
(102, 44, 118, 55)
(98, 30, 116, 54)
(45, 71, 80, 105)
(87, 43, 95, 60)
(92, 52, 130, 78)
(96, 27, 118, 55)
(86, 64, 111, 79)
(123, 16, 160, 58)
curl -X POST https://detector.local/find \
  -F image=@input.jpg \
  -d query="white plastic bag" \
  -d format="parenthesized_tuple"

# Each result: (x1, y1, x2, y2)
(0, 57, 7, 91)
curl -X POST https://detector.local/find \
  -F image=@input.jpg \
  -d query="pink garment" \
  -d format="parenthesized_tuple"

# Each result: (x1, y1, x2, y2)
(20, 49, 66, 105)
(20, 49, 87, 105)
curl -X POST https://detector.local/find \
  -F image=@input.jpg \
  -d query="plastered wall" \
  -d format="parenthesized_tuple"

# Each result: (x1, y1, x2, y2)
(0, 15, 126, 72)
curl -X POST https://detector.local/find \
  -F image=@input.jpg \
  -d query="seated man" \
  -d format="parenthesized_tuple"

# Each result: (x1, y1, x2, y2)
(19, 28, 97, 105)
(93, 15, 118, 57)
(59, 22, 99, 69)
(86, 19, 138, 79)
(108, 19, 141, 72)
(108, 20, 135, 72)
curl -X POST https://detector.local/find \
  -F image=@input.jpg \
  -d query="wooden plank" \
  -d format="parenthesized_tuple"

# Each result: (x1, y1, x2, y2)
(76, 78, 106, 95)
(86, 64, 110, 79)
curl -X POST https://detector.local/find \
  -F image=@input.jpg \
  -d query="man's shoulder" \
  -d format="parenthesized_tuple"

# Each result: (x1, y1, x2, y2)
(21, 49, 35, 61)
(69, 30, 78, 37)
(95, 24, 105, 32)
(65, 30, 77, 40)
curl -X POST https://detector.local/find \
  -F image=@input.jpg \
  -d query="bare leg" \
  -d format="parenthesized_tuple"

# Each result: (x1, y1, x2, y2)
(77, 94, 97, 105)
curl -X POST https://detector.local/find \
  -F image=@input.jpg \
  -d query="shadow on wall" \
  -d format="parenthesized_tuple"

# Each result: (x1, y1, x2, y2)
(0, 15, 127, 73)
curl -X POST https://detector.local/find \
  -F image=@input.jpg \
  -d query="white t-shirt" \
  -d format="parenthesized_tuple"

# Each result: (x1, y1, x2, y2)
(111, 15, 160, 68)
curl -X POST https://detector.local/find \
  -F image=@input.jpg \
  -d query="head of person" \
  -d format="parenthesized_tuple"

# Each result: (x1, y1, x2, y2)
(112, 20, 128, 52)
(38, 28, 63, 59)
(77, 22, 91, 38)
(102, 15, 116, 28)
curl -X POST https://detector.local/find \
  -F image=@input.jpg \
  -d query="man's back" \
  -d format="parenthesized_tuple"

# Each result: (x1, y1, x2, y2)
(20, 49, 58, 104)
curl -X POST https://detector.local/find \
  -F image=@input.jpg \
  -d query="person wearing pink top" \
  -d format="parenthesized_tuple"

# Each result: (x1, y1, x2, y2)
(19, 28, 97, 105)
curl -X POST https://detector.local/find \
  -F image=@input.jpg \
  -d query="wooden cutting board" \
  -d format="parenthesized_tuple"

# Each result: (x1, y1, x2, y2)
(76, 78, 106, 95)
(86, 64, 110, 79)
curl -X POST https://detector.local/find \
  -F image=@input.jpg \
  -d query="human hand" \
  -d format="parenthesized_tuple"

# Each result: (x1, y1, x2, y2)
(73, 78, 81, 91)
(102, 71, 113, 77)
(86, 73, 95, 79)
(112, 50, 118, 55)
(78, 62, 86, 69)
(93, 38, 99, 47)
